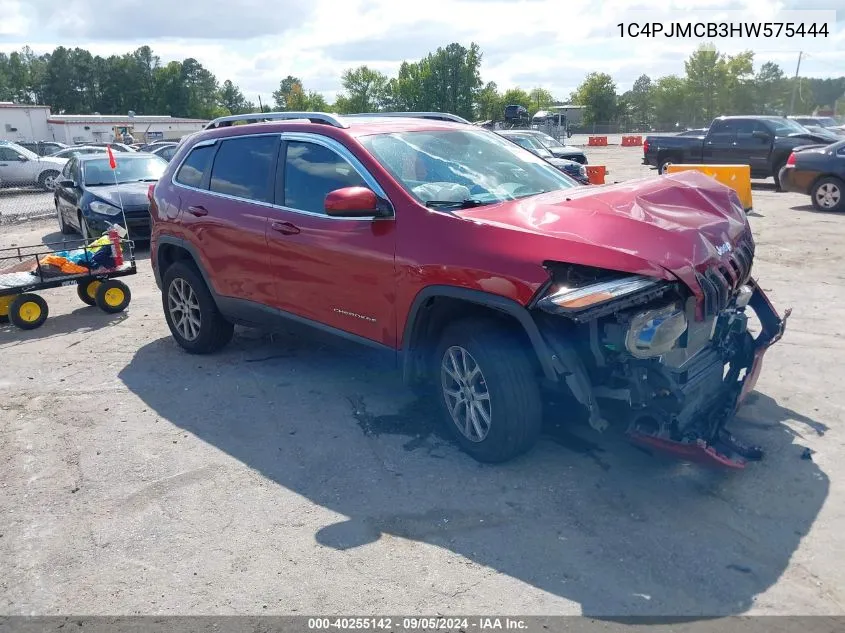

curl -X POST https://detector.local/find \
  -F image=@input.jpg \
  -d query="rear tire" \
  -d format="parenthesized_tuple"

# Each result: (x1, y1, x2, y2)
(77, 280, 100, 306)
(810, 176, 844, 212)
(773, 160, 788, 191)
(162, 261, 234, 354)
(658, 157, 676, 175)
(434, 319, 542, 463)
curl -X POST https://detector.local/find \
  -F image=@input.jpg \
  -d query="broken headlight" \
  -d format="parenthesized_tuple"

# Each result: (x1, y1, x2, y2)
(624, 303, 688, 358)
(537, 275, 662, 313)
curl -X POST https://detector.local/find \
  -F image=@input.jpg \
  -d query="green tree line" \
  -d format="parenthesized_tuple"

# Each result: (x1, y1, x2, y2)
(1, 42, 842, 127)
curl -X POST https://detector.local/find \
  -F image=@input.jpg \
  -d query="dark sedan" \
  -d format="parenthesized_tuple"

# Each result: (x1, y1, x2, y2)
(779, 139, 845, 212)
(517, 129, 589, 164)
(497, 131, 590, 184)
(53, 153, 167, 240)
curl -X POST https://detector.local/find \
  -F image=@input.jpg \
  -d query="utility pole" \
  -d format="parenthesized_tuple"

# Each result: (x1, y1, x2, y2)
(788, 51, 803, 116)
(258, 95, 264, 113)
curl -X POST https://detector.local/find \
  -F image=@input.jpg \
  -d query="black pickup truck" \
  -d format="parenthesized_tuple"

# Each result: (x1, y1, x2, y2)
(643, 115, 832, 189)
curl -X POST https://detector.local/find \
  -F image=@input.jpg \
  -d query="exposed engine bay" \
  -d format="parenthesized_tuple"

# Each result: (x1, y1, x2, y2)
(531, 236, 790, 469)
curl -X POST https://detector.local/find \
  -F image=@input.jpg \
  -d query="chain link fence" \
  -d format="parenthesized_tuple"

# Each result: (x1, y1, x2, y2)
(0, 141, 62, 229)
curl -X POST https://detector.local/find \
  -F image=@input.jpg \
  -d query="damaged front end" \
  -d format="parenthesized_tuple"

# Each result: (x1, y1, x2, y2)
(530, 240, 789, 469)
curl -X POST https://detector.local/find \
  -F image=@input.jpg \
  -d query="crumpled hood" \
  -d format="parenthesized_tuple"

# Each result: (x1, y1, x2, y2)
(90, 181, 151, 210)
(457, 170, 750, 288)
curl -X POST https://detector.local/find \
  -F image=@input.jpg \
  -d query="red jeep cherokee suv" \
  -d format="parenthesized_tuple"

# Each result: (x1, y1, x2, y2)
(149, 112, 788, 467)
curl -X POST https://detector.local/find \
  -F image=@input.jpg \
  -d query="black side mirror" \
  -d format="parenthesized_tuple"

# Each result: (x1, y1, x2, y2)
(57, 178, 75, 188)
(752, 130, 771, 142)
(17, 155, 29, 162)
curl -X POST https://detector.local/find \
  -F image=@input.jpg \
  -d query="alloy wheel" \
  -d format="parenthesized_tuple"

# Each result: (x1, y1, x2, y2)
(440, 345, 492, 442)
(815, 182, 841, 209)
(167, 278, 202, 341)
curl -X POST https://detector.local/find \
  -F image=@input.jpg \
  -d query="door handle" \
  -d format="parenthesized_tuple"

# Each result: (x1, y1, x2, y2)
(271, 221, 301, 235)
(187, 205, 208, 217)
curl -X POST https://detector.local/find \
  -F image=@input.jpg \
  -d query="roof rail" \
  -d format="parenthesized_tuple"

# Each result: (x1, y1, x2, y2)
(344, 112, 471, 125)
(203, 111, 349, 130)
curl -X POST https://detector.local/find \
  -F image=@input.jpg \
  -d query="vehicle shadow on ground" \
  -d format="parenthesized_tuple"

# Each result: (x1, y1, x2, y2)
(751, 182, 777, 192)
(119, 328, 829, 618)
(0, 306, 128, 343)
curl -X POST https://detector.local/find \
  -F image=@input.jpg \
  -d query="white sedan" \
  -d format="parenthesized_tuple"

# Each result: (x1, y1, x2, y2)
(0, 142, 68, 190)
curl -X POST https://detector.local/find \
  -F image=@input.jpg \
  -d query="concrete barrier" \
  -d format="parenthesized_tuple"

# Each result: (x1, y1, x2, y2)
(621, 135, 643, 146)
(587, 136, 608, 147)
(665, 164, 753, 212)
(586, 165, 607, 185)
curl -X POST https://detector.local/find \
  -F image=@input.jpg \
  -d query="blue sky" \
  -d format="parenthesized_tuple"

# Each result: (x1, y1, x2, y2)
(1, 0, 843, 107)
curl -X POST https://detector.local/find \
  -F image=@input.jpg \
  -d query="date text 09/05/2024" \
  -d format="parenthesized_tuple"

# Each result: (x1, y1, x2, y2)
(308, 617, 528, 630)
(617, 22, 830, 38)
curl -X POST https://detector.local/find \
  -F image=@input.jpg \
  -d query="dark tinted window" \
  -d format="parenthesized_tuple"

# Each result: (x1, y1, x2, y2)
(175, 144, 215, 188)
(284, 141, 367, 214)
(209, 136, 277, 202)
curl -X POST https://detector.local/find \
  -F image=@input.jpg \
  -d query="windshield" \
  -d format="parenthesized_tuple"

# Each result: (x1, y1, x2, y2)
(507, 134, 553, 158)
(817, 117, 839, 127)
(769, 118, 812, 135)
(83, 156, 167, 186)
(359, 129, 576, 206)
(534, 132, 564, 148)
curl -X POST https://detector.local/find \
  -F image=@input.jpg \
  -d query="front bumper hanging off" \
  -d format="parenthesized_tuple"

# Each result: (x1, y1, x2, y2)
(627, 279, 790, 470)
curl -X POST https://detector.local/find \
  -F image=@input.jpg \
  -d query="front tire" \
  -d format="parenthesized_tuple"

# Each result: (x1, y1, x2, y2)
(162, 261, 234, 354)
(95, 279, 131, 313)
(810, 176, 844, 212)
(9, 293, 48, 330)
(434, 319, 542, 463)
(39, 170, 59, 191)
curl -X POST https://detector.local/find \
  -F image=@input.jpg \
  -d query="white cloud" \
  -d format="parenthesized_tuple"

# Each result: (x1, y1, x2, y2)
(0, 0, 842, 106)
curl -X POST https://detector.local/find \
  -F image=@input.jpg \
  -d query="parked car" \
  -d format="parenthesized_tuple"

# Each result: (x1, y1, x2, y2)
(803, 125, 845, 142)
(788, 115, 843, 130)
(148, 111, 787, 468)
(497, 131, 589, 184)
(779, 139, 845, 212)
(0, 141, 68, 190)
(643, 115, 834, 188)
(515, 130, 588, 164)
(150, 143, 179, 162)
(137, 141, 175, 152)
(11, 140, 69, 156)
(53, 153, 167, 240)
(47, 146, 108, 160)
(74, 142, 135, 153)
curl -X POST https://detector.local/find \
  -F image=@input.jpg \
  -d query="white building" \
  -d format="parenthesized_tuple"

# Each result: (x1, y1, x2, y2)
(47, 114, 208, 144)
(0, 103, 51, 142)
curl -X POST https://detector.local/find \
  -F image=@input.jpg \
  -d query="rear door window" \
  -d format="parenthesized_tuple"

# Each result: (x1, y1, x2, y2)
(175, 144, 216, 189)
(282, 141, 367, 214)
(209, 136, 278, 203)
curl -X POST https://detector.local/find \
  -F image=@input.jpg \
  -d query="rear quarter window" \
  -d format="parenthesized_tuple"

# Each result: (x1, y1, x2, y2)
(175, 144, 216, 189)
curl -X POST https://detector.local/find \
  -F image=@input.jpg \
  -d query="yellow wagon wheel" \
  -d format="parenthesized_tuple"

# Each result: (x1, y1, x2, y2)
(94, 280, 131, 314)
(8, 293, 49, 330)
(77, 280, 102, 306)
(0, 294, 15, 324)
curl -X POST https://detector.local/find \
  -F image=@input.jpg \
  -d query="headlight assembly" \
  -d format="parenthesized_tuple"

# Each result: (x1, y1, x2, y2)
(89, 200, 122, 216)
(537, 275, 662, 314)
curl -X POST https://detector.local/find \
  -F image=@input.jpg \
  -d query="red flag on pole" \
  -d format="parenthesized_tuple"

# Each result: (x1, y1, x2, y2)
(106, 145, 117, 170)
